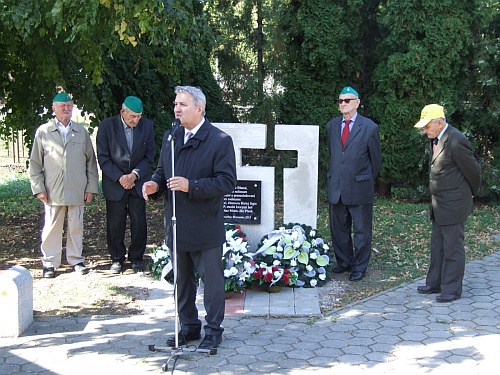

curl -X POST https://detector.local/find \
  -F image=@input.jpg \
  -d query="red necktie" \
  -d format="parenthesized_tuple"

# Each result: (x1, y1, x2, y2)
(342, 120, 351, 147)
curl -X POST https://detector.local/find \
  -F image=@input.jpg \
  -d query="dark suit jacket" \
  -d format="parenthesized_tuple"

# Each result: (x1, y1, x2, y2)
(151, 119, 237, 252)
(326, 114, 382, 205)
(429, 125, 481, 225)
(97, 115, 156, 201)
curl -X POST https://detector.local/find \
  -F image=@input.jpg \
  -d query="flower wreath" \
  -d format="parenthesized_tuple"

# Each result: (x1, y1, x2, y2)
(253, 223, 333, 287)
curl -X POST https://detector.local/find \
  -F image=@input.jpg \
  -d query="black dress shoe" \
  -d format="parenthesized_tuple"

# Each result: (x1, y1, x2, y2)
(349, 271, 365, 282)
(73, 263, 88, 274)
(110, 262, 122, 274)
(166, 331, 201, 347)
(333, 265, 351, 273)
(131, 261, 145, 273)
(436, 294, 460, 303)
(198, 335, 222, 351)
(417, 286, 440, 294)
(43, 267, 55, 278)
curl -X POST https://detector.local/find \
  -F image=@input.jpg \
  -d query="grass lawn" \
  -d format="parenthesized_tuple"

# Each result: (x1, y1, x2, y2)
(1, 171, 499, 308)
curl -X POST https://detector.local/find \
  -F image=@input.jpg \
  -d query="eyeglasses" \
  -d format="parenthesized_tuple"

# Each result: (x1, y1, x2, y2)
(337, 98, 358, 104)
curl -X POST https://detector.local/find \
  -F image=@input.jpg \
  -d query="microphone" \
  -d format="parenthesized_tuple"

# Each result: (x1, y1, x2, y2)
(167, 118, 181, 141)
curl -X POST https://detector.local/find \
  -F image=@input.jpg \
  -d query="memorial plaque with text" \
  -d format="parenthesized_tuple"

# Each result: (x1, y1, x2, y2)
(223, 180, 261, 224)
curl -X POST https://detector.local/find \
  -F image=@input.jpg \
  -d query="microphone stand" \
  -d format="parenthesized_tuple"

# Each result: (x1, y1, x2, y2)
(147, 122, 187, 372)
(162, 124, 187, 373)
(150, 121, 216, 372)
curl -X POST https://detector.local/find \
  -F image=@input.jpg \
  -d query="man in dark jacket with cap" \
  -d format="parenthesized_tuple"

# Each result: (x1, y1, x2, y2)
(414, 104, 481, 302)
(97, 96, 156, 274)
(326, 86, 382, 282)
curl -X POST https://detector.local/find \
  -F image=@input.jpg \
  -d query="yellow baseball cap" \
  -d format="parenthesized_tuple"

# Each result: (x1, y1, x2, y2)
(414, 104, 445, 128)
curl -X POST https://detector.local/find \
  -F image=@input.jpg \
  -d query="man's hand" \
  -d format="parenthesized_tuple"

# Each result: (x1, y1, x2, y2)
(119, 173, 136, 190)
(37, 192, 48, 204)
(84, 192, 95, 203)
(142, 181, 159, 201)
(168, 176, 189, 193)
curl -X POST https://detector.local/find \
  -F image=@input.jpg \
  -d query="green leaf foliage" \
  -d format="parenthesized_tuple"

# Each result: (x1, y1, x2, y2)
(316, 255, 328, 267)
(369, 0, 479, 190)
(297, 250, 309, 265)
(1, 0, 498, 198)
(265, 245, 277, 255)
(0, 0, 228, 153)
(283, 246, 296, 259)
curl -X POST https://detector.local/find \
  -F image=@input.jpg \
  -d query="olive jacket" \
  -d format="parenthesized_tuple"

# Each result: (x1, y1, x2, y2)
(429, 124, 481, 225)
(29, 119, 99, 205)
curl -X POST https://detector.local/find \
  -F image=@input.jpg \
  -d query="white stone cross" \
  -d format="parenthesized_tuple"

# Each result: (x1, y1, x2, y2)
(214, 123, 319, 248)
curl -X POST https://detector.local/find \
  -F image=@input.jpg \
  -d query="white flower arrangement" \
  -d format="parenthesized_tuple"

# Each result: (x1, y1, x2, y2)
(253, 223, 333, 287)
(149, 223, 333, 291)
(222, 224, 253, 292)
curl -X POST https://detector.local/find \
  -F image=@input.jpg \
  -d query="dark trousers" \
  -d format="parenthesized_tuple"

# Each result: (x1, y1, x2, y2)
(175, 246, 225, 337)
(106, 189, 147, 263)
(426, 220, 465, 297)
(329, 200, 373, 273)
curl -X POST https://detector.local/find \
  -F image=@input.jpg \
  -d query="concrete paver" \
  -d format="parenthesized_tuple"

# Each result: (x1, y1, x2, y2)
(1, 251, 499, 374)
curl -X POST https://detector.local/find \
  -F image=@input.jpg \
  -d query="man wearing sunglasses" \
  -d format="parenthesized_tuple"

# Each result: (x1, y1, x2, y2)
(326, 86, 382, 282)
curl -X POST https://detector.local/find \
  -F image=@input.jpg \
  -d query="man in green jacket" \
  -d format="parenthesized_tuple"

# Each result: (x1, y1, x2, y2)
(29, 92, 99, 278)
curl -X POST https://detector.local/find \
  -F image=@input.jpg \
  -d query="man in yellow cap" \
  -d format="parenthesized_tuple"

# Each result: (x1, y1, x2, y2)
(97, 96, 156, 274)
(29, 92, 99, 278)
(414, 104, 481, 302)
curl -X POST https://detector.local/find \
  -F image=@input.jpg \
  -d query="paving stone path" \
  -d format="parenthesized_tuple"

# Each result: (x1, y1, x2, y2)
(1, 251, 499, 374)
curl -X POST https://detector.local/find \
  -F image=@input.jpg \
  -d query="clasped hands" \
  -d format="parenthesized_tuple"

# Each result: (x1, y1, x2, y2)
(119, 173, 137, 190)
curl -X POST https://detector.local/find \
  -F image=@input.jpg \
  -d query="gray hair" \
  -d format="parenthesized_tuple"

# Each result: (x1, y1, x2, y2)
(175, 86, 206, 115)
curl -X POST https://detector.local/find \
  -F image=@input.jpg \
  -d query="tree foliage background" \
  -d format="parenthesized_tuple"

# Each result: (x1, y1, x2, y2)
(1, 0, 498, 199)
(0, 0, 233, 151)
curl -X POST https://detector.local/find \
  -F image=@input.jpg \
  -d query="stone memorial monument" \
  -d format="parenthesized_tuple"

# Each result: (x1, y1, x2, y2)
(215, 123, 319, 248)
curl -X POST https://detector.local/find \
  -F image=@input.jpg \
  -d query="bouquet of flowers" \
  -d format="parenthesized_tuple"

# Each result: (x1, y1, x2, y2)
(222, 224, 254, 292)
(250, 260, 298, 287)
(150, 224, 254, 290)
(149, 243, 173, 283)
(253, 223, 333, 287)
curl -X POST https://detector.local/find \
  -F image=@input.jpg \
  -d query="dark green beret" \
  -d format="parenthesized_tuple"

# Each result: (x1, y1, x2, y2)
(53, 92, 72, 102)
(124, 96, 143, 113)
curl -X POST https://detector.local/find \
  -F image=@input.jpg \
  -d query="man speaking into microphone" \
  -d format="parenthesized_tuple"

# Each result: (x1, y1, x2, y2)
(143, 86, 237, 351)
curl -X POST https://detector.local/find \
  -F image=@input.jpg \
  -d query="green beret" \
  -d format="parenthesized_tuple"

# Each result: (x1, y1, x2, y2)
(339, 86, 359, 98)
(123, 96, 143, 114)
(53, 92, 72, 102)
